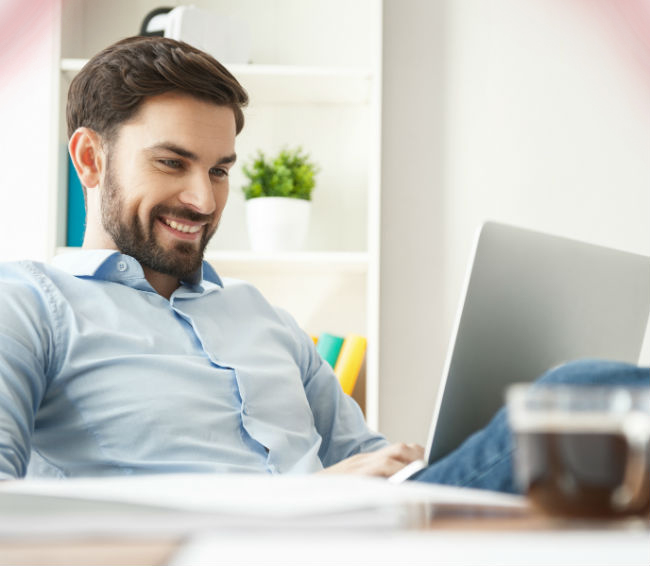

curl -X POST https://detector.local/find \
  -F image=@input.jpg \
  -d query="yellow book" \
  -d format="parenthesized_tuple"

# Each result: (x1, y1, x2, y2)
(333, 335, 367, 395)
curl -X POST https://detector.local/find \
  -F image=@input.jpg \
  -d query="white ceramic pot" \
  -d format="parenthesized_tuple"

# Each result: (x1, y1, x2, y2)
(245, 197, 311, 252)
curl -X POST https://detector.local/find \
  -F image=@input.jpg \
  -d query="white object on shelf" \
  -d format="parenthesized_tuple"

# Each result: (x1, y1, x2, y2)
(245, 197, 311, 253)
(164, 6, 251, 65)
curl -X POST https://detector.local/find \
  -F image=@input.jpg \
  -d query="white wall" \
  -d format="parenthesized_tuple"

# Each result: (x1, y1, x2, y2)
(381, 0, 650, 443)
(443, 0, 650, 344)
(380, 0, 448, 442)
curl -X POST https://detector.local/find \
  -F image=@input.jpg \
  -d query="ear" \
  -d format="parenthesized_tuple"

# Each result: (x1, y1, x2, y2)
(68, 127, 105, 189)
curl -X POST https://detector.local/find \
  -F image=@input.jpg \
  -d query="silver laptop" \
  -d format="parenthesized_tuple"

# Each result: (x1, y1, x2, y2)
(424, 221, 650, 466)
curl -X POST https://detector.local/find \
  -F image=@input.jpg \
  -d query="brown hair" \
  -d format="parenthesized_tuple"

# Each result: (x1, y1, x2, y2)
(66, 36, 248, 143)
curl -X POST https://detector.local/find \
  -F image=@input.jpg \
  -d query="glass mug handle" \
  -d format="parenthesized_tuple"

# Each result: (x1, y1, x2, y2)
(612, 412, 650, 512)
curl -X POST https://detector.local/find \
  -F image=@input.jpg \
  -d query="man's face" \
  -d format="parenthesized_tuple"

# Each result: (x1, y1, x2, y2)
(100, 92, 237, 279)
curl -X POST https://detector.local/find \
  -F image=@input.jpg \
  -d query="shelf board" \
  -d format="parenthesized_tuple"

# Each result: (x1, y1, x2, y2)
(60, 58, 88, 74)
(60, 59, 374, 104)
(205, 250, 369, 274)
(229, 64, 373, 104)
(54, 248, 369, 274)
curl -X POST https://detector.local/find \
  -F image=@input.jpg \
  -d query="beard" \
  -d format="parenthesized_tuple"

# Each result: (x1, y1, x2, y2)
(100, 161, 217, 280)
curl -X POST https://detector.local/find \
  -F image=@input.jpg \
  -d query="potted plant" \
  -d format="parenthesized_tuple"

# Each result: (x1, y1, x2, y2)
(241, 147, 318, 252)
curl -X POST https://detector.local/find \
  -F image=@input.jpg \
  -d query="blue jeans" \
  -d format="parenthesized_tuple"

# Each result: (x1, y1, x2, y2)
(411, 360, 650, 493)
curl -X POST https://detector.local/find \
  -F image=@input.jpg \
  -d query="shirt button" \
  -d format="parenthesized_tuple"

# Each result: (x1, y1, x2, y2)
(241, 403, 248, 415)
(117, 261, 128, 272)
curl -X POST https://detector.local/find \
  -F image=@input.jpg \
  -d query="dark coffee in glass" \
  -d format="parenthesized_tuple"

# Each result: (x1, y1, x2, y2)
(508, 385, 650, 518)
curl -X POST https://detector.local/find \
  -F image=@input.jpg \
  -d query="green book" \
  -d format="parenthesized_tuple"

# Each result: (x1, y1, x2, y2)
(316, 333, 344, 368)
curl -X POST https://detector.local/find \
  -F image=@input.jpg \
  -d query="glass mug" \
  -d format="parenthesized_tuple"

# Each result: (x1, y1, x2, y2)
(507, 384, 650, 518)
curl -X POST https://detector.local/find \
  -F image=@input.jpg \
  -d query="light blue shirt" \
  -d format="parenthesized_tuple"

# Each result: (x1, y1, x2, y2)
(0, 251, 387, 479)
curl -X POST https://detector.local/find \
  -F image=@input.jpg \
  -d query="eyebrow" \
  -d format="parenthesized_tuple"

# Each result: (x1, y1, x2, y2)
(146, 143, 237, 166)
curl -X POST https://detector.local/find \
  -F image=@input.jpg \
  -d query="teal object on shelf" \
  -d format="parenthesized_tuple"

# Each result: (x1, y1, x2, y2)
(316, 333, 345, 368)
(66, 155, 86, 247)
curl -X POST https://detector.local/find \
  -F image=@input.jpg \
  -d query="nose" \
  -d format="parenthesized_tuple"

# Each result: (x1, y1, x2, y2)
(178, 171, 218, 215)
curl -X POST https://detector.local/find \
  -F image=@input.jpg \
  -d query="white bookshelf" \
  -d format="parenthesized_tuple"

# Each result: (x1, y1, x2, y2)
(50, 0, 383, 426)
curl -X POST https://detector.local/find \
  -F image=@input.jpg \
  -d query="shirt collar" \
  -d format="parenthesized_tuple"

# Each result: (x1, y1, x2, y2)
(51, 249, 223, 289)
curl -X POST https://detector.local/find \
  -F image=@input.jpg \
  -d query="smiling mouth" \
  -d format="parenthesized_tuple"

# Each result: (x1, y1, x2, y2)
(158, 216, 205, 239)
(162, 218, 201, 233)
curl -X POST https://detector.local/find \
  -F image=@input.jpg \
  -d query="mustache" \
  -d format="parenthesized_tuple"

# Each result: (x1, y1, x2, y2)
(150, 205, 214, 225)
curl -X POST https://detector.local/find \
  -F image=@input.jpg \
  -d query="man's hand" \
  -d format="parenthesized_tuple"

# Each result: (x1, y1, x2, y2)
(320, 443, 424, 478)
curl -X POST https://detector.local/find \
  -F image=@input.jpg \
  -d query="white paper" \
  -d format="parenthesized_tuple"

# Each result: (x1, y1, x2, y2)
(0, 473, 525, 514)
(0, 473, 526, 537)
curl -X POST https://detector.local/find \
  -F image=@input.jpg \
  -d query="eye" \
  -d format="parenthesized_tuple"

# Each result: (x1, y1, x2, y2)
(210, 167, 229, 179)
(158, 159, 183, 170)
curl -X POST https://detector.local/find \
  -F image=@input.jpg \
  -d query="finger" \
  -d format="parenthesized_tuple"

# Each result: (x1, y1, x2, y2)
(371, 458, 413, 478)
(344, 450, 415, 477)
(409, 443, 425, 459)
(383, 443, 425, 463)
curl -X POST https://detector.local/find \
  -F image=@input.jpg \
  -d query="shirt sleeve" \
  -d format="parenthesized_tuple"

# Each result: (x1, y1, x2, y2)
(0, 262, 57, 479)
(275, 309, 389, 468)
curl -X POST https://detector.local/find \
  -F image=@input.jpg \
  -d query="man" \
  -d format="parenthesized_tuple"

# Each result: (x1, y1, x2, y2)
(0, 36, 420, 480)
(0, 37, 647, 488)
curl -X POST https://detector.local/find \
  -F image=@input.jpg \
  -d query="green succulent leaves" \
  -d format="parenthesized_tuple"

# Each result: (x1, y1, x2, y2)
(242, 147, 318, 200)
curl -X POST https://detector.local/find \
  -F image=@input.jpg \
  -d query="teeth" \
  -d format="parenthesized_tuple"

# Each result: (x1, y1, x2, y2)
(164, 219, 201, 234)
